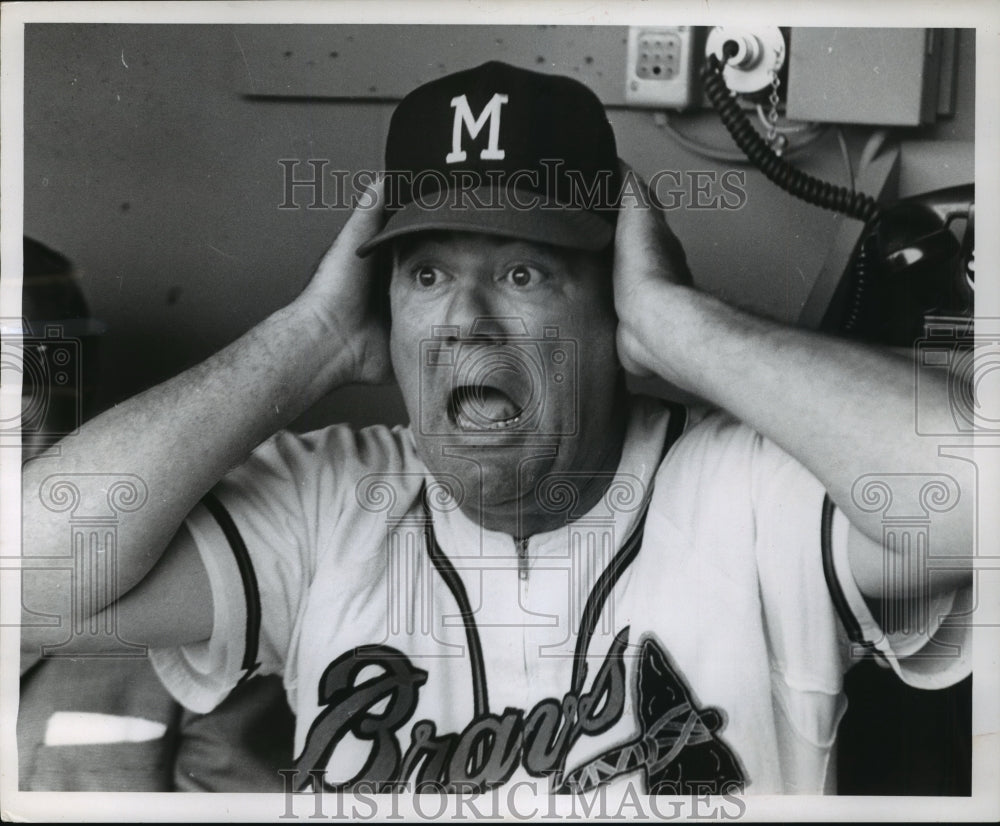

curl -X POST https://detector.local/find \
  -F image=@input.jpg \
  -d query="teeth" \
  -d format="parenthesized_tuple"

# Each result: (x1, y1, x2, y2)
(456, 410, 522, 431)
(450, 385, 524, 431)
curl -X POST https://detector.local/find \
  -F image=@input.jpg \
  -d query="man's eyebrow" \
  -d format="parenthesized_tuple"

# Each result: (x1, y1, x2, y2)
(488, 240, 574, 266)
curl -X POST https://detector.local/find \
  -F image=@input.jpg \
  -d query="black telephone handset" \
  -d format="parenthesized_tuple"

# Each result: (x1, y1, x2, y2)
(844, 184, 974, 346)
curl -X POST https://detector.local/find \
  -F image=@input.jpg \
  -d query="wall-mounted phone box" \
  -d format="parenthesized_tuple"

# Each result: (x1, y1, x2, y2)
(785, 28, 956, 126)
(624, 26, 699, 109)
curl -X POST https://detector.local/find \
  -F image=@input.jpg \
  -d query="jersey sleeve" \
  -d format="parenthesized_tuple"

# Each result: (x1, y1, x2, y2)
(750, 426, 972, 691)
(148, 429, 329, 714)
(824, 505, 972, 689)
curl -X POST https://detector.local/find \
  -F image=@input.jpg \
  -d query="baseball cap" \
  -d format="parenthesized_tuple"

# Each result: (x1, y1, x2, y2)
(356, 60, 621, 257)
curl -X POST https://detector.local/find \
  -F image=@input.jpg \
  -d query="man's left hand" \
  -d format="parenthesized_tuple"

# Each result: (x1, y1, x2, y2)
(612, 164, 694, 380)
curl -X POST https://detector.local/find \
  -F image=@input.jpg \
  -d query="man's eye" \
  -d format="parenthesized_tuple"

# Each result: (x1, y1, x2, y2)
(505, 264, 543, 288)
(415, 266, 443, 287)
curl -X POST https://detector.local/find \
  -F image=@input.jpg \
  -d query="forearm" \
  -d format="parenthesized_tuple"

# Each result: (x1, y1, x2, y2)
(634, 282, 972, 553)
(21, 297, 350, 622)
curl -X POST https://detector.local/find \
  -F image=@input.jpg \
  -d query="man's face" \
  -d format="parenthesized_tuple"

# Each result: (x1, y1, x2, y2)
(389, 231, 623, 536)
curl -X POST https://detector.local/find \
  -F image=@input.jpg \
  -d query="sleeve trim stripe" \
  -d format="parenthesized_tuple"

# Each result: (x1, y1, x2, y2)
(820, 493, 873, 651)
(201, 492, 262, 683)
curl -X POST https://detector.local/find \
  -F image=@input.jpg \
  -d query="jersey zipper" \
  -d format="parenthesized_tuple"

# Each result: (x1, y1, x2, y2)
(516, 536, 530, 684)
(516, 536, 529, 581)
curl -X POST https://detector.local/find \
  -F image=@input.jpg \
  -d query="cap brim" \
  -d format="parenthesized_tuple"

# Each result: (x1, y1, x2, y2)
(356, 185, 615, 257)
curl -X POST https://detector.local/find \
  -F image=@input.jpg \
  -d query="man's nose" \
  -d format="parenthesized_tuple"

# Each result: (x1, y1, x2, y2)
(442, 284, 528, 342)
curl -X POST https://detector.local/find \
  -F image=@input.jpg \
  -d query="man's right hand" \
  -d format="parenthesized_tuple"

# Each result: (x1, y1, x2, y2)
(294, 176, 393, 388)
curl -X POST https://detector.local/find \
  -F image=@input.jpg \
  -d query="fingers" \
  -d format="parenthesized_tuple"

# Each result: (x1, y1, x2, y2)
(311, 175, 386, 280)
(615, 162, 668, 239)
(613, 160, 693, 287)
(614, 162, 663, 245)
(337, 175, 387, 250)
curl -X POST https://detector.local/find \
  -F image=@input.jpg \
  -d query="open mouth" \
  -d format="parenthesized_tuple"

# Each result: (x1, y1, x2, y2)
(448, 385, 526, 430)
(447, 353, 537, 432)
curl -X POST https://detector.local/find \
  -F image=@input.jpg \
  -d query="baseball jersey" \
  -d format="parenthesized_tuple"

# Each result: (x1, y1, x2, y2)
(149, 396, 972, 795)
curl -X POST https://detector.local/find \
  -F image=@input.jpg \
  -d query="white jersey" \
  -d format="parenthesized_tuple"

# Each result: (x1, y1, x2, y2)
(150, 396, 971, 795)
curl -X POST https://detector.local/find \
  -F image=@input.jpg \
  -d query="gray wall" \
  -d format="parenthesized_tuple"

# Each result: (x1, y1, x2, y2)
(22, 24, 975, 431)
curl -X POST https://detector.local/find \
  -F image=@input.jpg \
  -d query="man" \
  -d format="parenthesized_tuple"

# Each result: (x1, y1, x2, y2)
(21, 61, 972, 796)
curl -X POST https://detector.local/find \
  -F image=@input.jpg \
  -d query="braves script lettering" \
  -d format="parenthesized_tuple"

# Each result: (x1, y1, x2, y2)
(292, 629, 746, 794)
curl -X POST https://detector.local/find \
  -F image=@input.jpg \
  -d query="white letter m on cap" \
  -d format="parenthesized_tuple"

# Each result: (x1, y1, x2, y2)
(445, 93, 508, 164)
